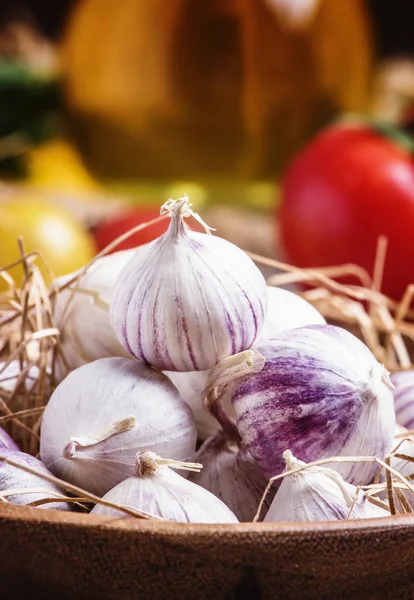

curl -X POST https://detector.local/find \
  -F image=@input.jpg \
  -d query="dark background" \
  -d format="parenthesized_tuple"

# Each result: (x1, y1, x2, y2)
(0, 0, 414, 57)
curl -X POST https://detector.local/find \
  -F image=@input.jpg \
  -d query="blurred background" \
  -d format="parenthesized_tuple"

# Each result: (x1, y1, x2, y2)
(1, 0, 414, 299)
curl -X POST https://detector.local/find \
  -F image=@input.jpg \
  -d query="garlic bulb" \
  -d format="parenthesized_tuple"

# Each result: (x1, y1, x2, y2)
(53, 250, 135, 375)
(188, 431, 273, 521)
(0, 362, 41, 435)
(391, 370, 414, 430)
(91, 451, 239, 523)
(40, 357, 197, 496)
(164, 370, 235, 440)
(259, 286, 325, 341)
(264, 450, 389, 522)
(0, 449, 70, 510)
(389, 429, 414, 507)
(0, 427, 18, 451)
(110, 196, 267, 371)
(210, 324, 395, 485)
(0, 360, 39, 393)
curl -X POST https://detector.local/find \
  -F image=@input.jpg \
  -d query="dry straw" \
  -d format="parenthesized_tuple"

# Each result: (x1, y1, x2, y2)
(0, 217, 413, 520)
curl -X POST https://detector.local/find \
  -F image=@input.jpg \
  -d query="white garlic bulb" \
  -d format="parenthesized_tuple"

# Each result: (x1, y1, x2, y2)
(389, 429, 414, 507)
(164, 370, 235, 440)
(259, 286, 325, 341)
(188, 431, 273, 521)
(110, 196, 268, 371)
(264, 450, 389, 523)
(40, 357, 197, 496)
(53, 250, 136, 375)
(0, 360, 39, 393)
(91, 451, 239, 523)
(0, 449, 70, 510)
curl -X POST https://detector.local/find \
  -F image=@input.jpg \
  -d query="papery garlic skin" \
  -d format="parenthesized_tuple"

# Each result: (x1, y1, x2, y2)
(228, 325, 395, 485)
(110, 197, 267, 371)
(53, 250, 135, 375)
(0, 449, 70, 510)
(391, 370, 414, 430)
(259, 286, 325, 341)
(91, 451, 239, 523)
(188, 431, 273, 521)
(40, 357, 197, 496)
(165, 370, 235, 440)
(264, 451, 389, 523)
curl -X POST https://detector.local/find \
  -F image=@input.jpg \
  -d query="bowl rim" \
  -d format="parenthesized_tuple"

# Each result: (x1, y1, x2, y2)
(1, 503, 413, 536)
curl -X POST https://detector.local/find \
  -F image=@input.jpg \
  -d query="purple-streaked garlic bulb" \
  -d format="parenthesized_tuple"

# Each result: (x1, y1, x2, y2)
(110, 196, 267, 371)
(91, 451, 239, 523)
(259, 286, 325, 341)
(264, 450, 389, 522)
(188, 431, 273, 521)
(0, 449, 70, 510)
(40, 357, 197, 496)
(164, 370, 235, 440)
(0, 427, 18, 451)
(209, 325, 395, 485)
(390, 370, 414, 430)
(53, 250, 135, 376)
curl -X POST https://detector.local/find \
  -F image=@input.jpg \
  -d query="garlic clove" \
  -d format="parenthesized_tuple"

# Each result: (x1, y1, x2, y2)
(391, 370, 414, 430)
(40, 357, 197, 496)
(264, 450, 389, 523)
(91, 451, 239, 523)
(211, 324, 395, 485)
(110, 196, 268, 372)
(188, 431, 274, 521)
(259, 286, 325, 341)
(53, 250, 136, 376)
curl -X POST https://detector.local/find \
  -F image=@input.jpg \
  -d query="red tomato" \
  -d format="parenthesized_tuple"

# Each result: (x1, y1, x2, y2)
(93, 208, 204, 253)
(279, 123, 414, 301)
(93, 208, 166, 252)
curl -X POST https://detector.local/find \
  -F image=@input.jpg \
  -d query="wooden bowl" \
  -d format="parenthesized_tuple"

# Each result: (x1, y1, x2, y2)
(0, 504, 413, 599)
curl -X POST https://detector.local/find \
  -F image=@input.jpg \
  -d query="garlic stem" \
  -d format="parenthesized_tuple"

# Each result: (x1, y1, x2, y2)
(205, 350, 266, 397)
(282, 449, 298, 470)
(160, 195, 215, 235)
(204, 350, 265, 443)
(137, 451, 202, 477)
(380, 366, 394, 391)
(155, 457, 203, 473)
(62, 416, 136, 459)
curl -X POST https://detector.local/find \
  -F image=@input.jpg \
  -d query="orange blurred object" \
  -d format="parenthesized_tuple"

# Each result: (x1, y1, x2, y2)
(61, 0, 372, 179)
(0, 199, 97, 286)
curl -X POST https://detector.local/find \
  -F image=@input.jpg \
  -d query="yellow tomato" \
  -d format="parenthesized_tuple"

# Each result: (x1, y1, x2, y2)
(0, 199, 97, 287)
